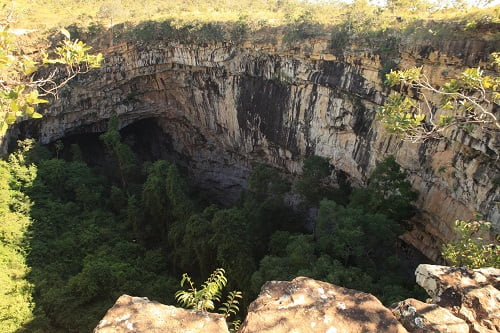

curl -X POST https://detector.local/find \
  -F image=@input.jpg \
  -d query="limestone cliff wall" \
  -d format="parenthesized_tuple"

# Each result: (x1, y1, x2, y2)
(17, 33, 499, 262)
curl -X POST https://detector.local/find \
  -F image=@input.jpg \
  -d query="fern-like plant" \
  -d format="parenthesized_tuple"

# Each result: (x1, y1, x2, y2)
(175, 268, 243, 321)
(175, 268, 226, 311)
(219, 290, 243, 332)
(219, 290, 243, 317)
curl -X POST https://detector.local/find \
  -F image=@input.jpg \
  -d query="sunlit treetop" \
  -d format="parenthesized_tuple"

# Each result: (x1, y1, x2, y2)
(5, 0, 500, 30)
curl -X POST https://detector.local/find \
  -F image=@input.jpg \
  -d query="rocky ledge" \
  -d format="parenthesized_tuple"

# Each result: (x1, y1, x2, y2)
(94, 264, 499, 333)
(93, 294, 229, 333)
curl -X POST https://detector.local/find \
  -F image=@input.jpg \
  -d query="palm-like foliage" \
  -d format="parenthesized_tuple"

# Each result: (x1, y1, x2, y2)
(175, 268, 228, 311)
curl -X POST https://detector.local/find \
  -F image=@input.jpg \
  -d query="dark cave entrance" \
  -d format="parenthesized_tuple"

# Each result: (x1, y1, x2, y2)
(49, 117, 182, 168)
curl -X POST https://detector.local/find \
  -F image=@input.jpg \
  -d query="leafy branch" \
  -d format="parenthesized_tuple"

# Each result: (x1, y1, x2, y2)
(175, 268, 243, 331)
(0, 9, 103, 134)
(378, 60, 499, 144)
(442, 219, 499, 268)
(219, 290, 243, 318)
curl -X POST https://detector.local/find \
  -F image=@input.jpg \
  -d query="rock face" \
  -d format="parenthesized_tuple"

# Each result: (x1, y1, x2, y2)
(10, 32, 499, 261)
(93, 294, 229, 333)
(403, 264, 500, 333)
(391, 298, 469, 333)
(239, 276, 408, 333)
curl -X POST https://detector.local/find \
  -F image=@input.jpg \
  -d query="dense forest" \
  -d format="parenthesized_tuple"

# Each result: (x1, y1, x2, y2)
(1, 116, 425, 332)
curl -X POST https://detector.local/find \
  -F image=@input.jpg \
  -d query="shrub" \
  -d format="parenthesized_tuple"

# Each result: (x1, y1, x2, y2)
(282, 10, 317, 44)
(442, 220, 499, 268)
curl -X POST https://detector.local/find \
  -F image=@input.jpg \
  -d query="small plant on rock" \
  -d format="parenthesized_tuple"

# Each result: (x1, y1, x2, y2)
(175, 268, 243, 331)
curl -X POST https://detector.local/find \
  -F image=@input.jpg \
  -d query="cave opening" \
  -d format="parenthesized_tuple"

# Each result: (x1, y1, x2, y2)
(50, 118, 179, 167)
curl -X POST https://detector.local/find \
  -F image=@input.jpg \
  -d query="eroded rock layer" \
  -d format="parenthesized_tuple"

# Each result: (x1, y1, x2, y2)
(15, 34, 499, 261)
(95, 266, 500, 333)
(239, 276, 408, 333)
(413, 264, 500, 333)
(93, 294, 229, 333)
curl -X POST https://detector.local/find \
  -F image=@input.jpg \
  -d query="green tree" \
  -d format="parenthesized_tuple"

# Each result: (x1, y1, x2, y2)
(97, 0, 128, 46)
(349, 155, 417, 222)
(247, 164, 289, 202)
(165, 164, 195, 222)
(243, 164, 299, 254)
(126, 194, 142, 237)
(283, 9, 316, 43)
(315, 200, 364, 265)
(162, 164, 197, 269)
(180, 205, 218, 277)
(251, 232, 316, 293)
(295, 155, 331, 204)
(386, 0, 431, 14)
(142, 160, 170, 238)
(316, 197, 404, 268)
(100, 116, 138, 190)
(210, 208, 256, 290)
(0, 158, 35, 333)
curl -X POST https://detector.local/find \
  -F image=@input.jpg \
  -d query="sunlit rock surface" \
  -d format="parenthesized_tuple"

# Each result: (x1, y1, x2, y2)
(391, 298, 469, 333)
(93, 294, 229, 333)
(239, 276, 408, 333)
(412, 264, 500, 333)
(94, 265, 499, 333)
(12, 33, 499, 261)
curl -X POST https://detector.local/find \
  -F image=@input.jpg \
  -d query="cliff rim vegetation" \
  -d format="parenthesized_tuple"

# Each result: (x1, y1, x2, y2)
(6, 0, 500, 47)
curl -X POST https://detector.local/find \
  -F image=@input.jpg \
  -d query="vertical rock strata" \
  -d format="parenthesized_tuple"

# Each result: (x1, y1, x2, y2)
(24, 35, 499, 261)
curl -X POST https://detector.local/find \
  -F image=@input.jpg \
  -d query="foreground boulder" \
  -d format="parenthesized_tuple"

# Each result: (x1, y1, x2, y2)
(93, 294, 229, 333)
(93, 266, 499, 333)
(408, 264, 500, 333)
(239, 276, 407, 333)
(391, 298, 469, 333)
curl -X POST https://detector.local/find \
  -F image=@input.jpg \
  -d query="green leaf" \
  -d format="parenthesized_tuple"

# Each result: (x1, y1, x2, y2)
(22, 56, 39, 75)
(31, 112, 43, 119)
(61, 28, 71, 39)
(25, 90, 48, 105)
(24, 105, 35, 116)
(5, 112, 17, 124)
(10, 100, 20, 112)
(0, 121, 8, 134)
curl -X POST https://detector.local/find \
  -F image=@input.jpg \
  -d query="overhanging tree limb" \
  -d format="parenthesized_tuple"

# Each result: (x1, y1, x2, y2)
(377, 59, 499, 144)
(0, 16, 103, 134)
